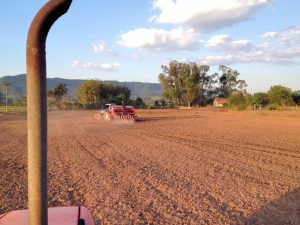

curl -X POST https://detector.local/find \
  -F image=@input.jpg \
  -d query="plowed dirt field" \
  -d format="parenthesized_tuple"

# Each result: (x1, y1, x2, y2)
(1, 109, 299, 224)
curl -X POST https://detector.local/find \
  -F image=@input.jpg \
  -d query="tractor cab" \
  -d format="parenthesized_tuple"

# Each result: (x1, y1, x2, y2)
(99, 103, 116, 113)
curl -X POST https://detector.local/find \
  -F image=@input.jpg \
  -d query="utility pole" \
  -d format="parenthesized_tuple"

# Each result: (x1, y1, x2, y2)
(1, 82, 11, 113)
(6, 85, 8, 113)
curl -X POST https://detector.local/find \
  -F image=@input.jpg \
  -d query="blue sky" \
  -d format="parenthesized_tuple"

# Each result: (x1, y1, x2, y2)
(0, 0, 299, 93)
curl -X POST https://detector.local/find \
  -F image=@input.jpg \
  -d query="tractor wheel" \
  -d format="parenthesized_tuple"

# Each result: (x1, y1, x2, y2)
(104, 112, 111, 122)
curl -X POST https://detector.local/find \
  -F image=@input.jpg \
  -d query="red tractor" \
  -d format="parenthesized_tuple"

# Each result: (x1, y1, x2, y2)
(99, 103, 138, 122)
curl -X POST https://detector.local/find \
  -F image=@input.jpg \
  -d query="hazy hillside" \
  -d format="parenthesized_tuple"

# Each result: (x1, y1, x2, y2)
(0, 74, 162, 99)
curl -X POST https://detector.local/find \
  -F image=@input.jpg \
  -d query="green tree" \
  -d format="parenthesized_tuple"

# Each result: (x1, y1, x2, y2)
(77, 80, 131, 108)
(47, 83, 68, 101)
(158, 73, 174, 106)
(218, 65, 247, 97)
(104, 84, 131, 105)
(292, 90, 300, 105)
(77, 80, 103, 107)
(158, 63, 247, 106)
(14, 96, 27, 107)
(47, 83, 68, 109)
(227, 92, 248, 110)
(252, 92, 269, 107)
(53, 83, 68, 102)
(133, 97, 146, 109)
(159, 61, 209, 107)
(159, 61, 182, 106)
(197, 65, 218, 106)
(179, 63, 200, 107)
(153, 99, 166, 108)
(268, 85, 293, 107)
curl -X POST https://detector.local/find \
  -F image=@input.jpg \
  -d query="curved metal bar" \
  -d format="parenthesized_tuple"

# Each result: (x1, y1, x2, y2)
(26, 1, 72, 225)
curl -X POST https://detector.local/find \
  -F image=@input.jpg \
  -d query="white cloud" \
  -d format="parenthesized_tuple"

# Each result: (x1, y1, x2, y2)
(199, 48, 299, 66)
(201, 27, 300, 65)
(261, 26, 300, 46)
(118, 26, 200, 51)
(206, 34, 253, 52)
(72, 61, 120, 71)
(271, 47, 300, 59)
(261, 31, 277, 39)
(199, 55, 239, 65)
(93, 41, 117, 56)
(151, 0, 272, 31)
(278, 26, 300, 46)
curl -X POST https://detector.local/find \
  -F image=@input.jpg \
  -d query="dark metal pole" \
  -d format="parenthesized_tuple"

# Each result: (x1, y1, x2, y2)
(5, 85, 8, 113)
(26, 1, 72, 225)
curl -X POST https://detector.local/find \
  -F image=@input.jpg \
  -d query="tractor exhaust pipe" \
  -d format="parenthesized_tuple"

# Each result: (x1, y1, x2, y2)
(26, 1, 72, 225)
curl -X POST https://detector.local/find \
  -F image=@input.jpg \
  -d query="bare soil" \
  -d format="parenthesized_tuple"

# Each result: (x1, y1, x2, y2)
(0, 109, 299, 224)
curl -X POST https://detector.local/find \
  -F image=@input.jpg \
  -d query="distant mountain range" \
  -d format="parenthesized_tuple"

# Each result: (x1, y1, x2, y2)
(0, 74, 162, 100)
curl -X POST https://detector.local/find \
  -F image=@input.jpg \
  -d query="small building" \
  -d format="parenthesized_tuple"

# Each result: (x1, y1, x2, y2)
(213, 98, 227, 107)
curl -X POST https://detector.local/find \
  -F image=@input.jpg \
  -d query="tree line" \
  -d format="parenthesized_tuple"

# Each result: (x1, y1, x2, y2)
(46, 80, 146, 110)
(227, 85, 300, 110)
(1, 66, 299, 111)
(0, 80, 145, 110)
(158, 61, 299, 110)
(158, 61, 247, 107)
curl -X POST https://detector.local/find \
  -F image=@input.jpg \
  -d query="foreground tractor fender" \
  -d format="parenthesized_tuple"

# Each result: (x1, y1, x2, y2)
(0, 207, 93, 225)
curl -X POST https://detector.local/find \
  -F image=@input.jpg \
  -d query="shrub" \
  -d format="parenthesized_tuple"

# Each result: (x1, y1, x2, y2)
(268, 85, 293, 106)
(252, 92, 269, 107)
(268, 103, 280, 110)
(227, 92, 248, 111)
